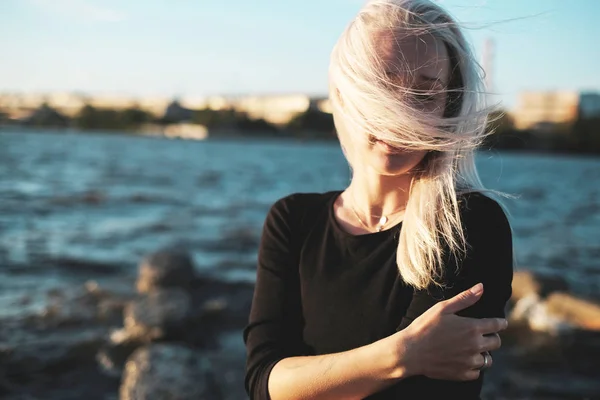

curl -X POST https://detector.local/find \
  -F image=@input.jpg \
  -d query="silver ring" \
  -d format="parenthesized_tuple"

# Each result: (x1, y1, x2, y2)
(479, 352, 490, 371)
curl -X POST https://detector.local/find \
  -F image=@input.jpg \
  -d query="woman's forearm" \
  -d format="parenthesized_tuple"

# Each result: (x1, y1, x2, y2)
(267, 333, 408, 400)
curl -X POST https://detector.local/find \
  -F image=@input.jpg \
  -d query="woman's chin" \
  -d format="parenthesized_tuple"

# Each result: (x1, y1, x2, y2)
(368, 148, 428, 176)
(371, 162, 416, 176)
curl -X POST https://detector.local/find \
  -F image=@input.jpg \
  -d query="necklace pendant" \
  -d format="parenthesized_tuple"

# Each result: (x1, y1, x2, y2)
(377, 216, 387, 232)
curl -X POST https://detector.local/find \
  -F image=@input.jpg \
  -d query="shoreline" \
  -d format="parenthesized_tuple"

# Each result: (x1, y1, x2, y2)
(3, 252, 600, 399)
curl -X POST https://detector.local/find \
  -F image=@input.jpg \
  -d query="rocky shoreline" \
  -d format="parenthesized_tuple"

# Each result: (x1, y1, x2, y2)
(484, 270, 600, 399)
(2, 251, 600, 400)
(1, 250, 254, 400)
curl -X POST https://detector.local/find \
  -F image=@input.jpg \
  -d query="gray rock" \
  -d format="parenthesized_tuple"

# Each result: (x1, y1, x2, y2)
(119, 344, 218, 400)
(96, 329, 141, 378)
(2, 327, 106, 378)
(136, 250, 195, 294)
(502, 370, 600, 398)
(204, 331, 248, 400)
(559, 329, 600, 375)
(31, 281, 131, 329)
(123, 289, 191, 343)
(97, 297, 127, 324)
(97, 288, 213, 377)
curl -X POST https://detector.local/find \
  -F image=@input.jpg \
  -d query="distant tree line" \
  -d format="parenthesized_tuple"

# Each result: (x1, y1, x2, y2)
(4, 101, 337, 139)
(483, 110, 600, 155)
(15, 103, 154, 131)
(287, 108, 336, 139)
(189, 107, 282, 135)
(3, 102, 599, 154)
(76, 105, 153, 130)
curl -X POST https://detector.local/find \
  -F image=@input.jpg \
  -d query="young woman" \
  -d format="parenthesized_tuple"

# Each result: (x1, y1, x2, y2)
(244, 0, 513, 399)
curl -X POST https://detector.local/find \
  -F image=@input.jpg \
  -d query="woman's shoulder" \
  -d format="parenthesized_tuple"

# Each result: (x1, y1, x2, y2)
(270, 190, 339, 214)
(265, 190, 340, 228)
(454, 191, 513, 268)
(458, 190, 510, 228)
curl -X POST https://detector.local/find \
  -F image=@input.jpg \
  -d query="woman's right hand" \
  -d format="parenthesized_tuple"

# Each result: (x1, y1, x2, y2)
(395, 283, 507, 381)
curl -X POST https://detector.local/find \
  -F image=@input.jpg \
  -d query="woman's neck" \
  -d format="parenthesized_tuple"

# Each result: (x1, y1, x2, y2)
(347, 170, 413, 221)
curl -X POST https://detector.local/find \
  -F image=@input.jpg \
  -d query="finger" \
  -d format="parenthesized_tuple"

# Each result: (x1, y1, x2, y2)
(438, 283, 484, 315)
(460, 369, 480, 381)
(478, 333, 501, 353)
(470, 353, 486, 370)
(481, 352, 493, 369)
(476, 318, 508, 335)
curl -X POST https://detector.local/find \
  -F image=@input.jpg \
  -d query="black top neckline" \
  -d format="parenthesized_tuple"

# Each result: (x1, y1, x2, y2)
(327, 189, 403, 240)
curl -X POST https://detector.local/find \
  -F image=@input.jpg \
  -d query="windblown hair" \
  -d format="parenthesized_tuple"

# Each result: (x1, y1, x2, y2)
(329, 0, 496, 290)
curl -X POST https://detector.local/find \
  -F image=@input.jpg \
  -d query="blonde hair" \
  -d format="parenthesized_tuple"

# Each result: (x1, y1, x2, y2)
(329, 0, 495, 290)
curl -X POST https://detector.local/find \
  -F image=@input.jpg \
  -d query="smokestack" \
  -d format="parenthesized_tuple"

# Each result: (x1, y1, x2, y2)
(482, 37, 495, 93)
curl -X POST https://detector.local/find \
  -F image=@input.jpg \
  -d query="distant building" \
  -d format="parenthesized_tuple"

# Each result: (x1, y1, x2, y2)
(0, 93, 48, 120)
(162, 123, 208, 140)
(0, 92, 334, 127)
(136, 97, 172, 117)
(316, 98, 332, 114)
(229, 95, 315, 126)
(44, 92, 87, 117)
(87, 95, 138, 111)
(162, 100, 194, 123)
(0, 92, 159, 119)
(173, 94, 328, 126)
(579, 92, 600, 118)
(512, 91, 600, 131)
(178, 96, 232, 111)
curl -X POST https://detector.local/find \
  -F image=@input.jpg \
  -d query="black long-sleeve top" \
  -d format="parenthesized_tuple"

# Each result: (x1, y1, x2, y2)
(243, 190, 513, 399)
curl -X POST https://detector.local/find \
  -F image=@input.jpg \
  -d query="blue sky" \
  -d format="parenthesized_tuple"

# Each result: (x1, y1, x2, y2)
(0, 0, 598, 108)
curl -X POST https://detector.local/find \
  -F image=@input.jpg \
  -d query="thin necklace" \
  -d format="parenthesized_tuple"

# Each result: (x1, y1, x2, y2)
(348, 193, 405, 233)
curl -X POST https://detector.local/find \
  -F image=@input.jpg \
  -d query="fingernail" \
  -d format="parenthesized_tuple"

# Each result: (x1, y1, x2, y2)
(470, 283, 483, 295)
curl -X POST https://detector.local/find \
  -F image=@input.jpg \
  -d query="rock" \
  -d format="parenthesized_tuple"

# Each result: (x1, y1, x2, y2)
(33, 281, 129, 329)
(509, 276, 600, 333)
(2, 321, 121, 399)
(35, 283, 103, 328)
(204, 331, 248, 400)
(123, 289, 191, 342)
(136, 250, 195, 293)
(511, 270, 569, 302)
(502, 370, 600, 399)
(509, 293, 573, 334)
(97, 298, 127, 324)
(99, 287, 212, 376)
(510, 293, 540, 321)
(545, 292, 600, 331)
(562, 329, 600, 375)
(202, 298, 228, 314)
(511, 271, 540, 302)
(119, 344, 218, 400)
(84, 280, 102, 294)
(502, 328, 566, 369)
(96, 329, 141, 378)
(2, 327, 106, 378)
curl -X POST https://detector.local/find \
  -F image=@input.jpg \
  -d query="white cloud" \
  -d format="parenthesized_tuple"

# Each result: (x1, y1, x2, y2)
(29, 0, 128, 23)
